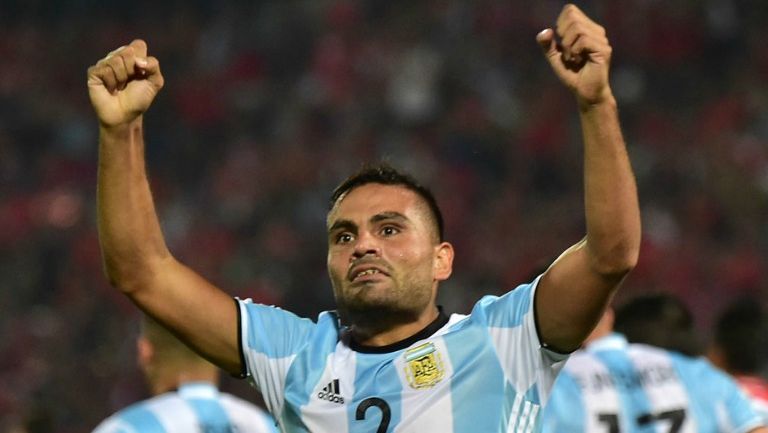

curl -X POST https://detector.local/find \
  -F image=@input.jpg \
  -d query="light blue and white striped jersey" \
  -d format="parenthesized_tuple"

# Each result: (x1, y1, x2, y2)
(236, 278, 568, 433)
(733, 376, 768, 425)
(92, 382, 278, 433)
(542, 333, 765, 433)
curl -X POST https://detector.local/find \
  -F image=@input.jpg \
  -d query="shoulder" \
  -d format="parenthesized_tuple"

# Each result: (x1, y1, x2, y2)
(664, 352, 742, 393)
(238, 298, 317, 327)
(219, 392, 271, 416)
(667, 352, 722, 375)
(218, 393, 276, 431)
(92, 395, 176, 433)
(470, 277, 540, 326)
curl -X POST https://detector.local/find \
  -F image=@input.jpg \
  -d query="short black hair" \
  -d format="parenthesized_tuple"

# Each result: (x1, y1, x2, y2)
(329, 162, 445, 242)
(614, 293, 701, 357)
(713, 298, 768, 374)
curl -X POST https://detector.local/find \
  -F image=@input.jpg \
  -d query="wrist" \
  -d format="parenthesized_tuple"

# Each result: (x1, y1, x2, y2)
(578, 90, 617, 114)
(99, 117, 143, 138)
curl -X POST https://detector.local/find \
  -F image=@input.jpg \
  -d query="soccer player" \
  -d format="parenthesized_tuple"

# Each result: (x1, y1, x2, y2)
(92, 316, 277, 433)
(543, 295, 768, 433)
(613, 292, 702, 357)
(87, 5, 640, 431)
(708, 299, 768, 421)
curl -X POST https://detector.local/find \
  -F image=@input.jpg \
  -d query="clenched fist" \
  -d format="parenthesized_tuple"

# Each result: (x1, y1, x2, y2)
(87, 39, 164, 127)
(537, 4, 613, 108)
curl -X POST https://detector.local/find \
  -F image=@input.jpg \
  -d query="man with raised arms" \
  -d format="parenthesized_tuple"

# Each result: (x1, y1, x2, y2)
(87, 4, 640, 432)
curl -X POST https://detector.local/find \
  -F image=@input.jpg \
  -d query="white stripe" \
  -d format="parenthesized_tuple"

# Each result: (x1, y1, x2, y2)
(507, 393, 524, 432)
(239, 298, 297, 419)
(300, 342, 353, 433)
(628, 345, 696, 433)
(394, 336, 454, 432)
(516, 401, 532, 433)
(248, 352, 296, 418)
(220, 393, 277, 433)
(716, 402, 732, 432)
(563, 351, 622, 432)
(488, 280, 563, 404)
(178, 384, 217, 399)
(524, 404, 539, 433)
(146, 395, 200, 433)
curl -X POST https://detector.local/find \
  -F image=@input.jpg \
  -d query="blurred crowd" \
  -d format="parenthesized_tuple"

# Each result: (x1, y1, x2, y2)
(2, 0, 768, 431)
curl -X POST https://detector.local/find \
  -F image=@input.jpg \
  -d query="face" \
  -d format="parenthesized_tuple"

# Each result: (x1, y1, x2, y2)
(327, 183, 453, 323)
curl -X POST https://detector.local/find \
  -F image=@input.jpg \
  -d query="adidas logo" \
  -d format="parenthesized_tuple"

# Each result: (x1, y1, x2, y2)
(317, 379, 345, 404)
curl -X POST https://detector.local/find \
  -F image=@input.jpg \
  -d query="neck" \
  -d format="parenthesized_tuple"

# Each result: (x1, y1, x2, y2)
(350, 305, 440, 347)
(583, 325, 614, 347)
(150, 366, 219, 395)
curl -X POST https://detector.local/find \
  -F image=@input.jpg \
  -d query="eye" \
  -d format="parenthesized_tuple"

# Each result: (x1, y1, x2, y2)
(336, 232, 354, 244)
(380, 225, 400, 236)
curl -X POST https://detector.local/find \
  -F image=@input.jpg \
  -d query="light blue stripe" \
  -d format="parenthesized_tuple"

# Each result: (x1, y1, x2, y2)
(542, 372, 586, 433)
(245, 303, 315, 358)
(671, 354, 754, 432)
(670, 355, 711, 431)
(475, 279, 537, 329)
(523, 385, 543, 431)
(502, 382, 519, 432)
(117, 404, 166, 432)
(281, 312, 339, 431)
(404, 343, 436, 361)
(350, 352, 402, 432)
(186, 398, 234, 432)
(444, 322, 506, 432)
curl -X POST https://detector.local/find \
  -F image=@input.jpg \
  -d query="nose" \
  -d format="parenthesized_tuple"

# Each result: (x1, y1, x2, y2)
(351, 230, 380, 259)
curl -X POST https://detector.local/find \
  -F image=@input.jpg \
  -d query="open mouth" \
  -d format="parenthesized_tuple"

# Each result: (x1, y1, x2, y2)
(348, 264, 389, 282)
(352, 268, 384, 281)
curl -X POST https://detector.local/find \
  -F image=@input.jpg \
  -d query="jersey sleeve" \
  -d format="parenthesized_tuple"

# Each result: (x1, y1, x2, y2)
(236, 298, 316, 416)
(469, 275, 569, 403)
(674, 356, 765, 433)
(710, 364, 766, 433)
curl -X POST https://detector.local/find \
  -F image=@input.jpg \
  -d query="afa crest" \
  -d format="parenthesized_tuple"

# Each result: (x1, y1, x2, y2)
(404, 342, 445, 389)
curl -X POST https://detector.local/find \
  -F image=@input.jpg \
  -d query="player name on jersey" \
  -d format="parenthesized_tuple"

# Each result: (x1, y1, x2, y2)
(574, 363, 677, 392)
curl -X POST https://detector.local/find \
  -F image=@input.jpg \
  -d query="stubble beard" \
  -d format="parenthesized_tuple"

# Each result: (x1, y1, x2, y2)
(333, 275, 433, 333)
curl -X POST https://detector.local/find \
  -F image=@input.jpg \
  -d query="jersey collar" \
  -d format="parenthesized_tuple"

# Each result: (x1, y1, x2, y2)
(587, 332, 629, 353)
(348, 307, 450, 354)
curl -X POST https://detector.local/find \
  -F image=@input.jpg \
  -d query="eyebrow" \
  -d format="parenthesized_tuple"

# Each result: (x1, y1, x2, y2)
(328, 211, 409, 233)
(371, 211, 408, 224)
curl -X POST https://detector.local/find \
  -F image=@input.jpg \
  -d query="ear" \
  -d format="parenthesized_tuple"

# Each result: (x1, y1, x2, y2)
(137, 336, 154, 371)
(433, 242, 454, 281)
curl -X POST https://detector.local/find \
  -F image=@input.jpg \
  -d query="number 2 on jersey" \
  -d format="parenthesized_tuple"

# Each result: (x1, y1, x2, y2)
(356, 398, 391, 433)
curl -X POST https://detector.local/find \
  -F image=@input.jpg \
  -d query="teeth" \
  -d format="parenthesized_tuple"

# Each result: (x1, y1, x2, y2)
(355, 269, 380, 279)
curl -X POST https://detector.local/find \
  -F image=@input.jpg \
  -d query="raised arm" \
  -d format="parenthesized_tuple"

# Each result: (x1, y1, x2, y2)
(533, 5, 641, 352)
(88, 40, 241, 374)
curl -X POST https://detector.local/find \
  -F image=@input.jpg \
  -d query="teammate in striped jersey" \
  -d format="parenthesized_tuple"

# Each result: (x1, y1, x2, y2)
(88, 4, 640, 432)
(543, 300, 768, 433)
(92, 316, 277, 433)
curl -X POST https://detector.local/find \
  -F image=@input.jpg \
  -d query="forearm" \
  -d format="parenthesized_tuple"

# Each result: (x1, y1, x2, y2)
(97, 118, 171, 291)
(580, 95, 641, 277)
